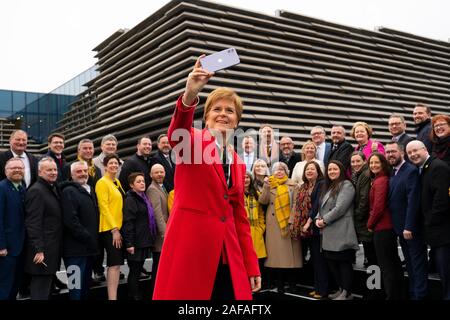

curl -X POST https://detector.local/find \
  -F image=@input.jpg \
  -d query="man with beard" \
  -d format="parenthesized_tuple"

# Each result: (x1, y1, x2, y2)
(386, 142, 427, 300)
(413, 103, 433, 153)
(327, 125, 353, 172)
(406, 140, 450, 299)
(60, 161, 99, 300)
(278, 136, 300, 178)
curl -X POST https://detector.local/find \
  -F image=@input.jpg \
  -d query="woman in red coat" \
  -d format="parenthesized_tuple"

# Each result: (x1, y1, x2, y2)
(153, 56, 261, 300)
(367, 152, 403, 300)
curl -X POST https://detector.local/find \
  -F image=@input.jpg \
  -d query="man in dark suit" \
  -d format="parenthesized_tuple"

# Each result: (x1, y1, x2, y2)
(386, 142, 428, 300)
(0, 158, 26, 300)
(119, 136, 153, 193)
(327, 125, 354, 172)
(0, 130, 38, 188)
(278, 136, 301, 178)
(406, 140, 450, 300)
(311, 126, 331, 165)
(413, 104, 433, 153)
(151, 134, 175, 192)
(388, 114, 414, 150)
(25, 157, 63, 300)
(45, 132, 68, 182)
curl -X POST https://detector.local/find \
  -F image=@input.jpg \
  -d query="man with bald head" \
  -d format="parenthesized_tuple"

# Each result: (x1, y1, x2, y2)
(406, 140, 450, 299)
(146, 163, 169, 295)
(327, 125, 353, 172)
(279, 136, 301, 178)
(0, 130, 38, 188)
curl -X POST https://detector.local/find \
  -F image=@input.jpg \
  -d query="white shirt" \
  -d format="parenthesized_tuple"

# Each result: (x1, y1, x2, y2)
(11, 150, 31, 187)
(82, 183, 91, 194)
(315, 142, 326, 162)
(243, 151, 255, 173)
(393, 160, 406, 176)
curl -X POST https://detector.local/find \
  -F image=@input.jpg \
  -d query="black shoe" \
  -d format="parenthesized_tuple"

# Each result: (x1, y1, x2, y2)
(139, 272, 150, 280)
(93, 272, 106, 283)
(120, 271, 125, 280)
(141, 268, 151, 276)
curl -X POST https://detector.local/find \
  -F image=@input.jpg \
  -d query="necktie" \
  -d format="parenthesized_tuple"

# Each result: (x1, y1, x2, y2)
(332, 144, 338, 152)
(266, 145, 271, 158)
(392, 168, 397, 176)
(392, 136, 398, 142)
(161, 185, 167, 195)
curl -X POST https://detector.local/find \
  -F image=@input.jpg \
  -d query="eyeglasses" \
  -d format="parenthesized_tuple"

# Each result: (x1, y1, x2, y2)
(388, 122, 403, 127)
(434, 123, 449, 129)
(6, 167, 25, 170)
(311, 132, 325, 136)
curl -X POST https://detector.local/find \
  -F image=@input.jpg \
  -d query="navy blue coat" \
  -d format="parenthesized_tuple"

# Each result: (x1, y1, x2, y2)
(0, 179, 26, 256)
(388, 162, 421, 236)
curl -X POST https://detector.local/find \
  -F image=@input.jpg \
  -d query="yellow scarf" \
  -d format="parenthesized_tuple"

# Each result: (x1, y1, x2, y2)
(244, 192, 261, 225)
(269, 175, 290, 236)
(77, 156, 96, 178)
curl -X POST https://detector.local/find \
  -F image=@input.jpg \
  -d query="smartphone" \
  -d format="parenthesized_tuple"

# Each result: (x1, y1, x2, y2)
(200, 48, 240, 72)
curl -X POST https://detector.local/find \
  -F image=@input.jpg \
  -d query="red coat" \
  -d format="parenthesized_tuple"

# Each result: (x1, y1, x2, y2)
(367, 174, 393, 232)
(152, 96, 260, 300)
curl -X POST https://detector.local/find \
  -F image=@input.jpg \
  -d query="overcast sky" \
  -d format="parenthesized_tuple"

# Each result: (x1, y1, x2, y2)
(1, 0, 449, 93)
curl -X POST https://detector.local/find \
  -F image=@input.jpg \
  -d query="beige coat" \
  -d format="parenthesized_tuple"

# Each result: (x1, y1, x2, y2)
(259, 179, 302, 268)
(146, 181, 169, 252)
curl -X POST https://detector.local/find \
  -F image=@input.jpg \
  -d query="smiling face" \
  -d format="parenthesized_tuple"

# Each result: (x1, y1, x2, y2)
(280, 137, 294, 156)
(244, 174, 251, 189)
(49, 136, 64, 155)
(253, 160, 268, 178)
(327, 163, 341, 181)
(205, 98, 238, 134)
(304, 163, 318, 182)
(101, 139, 117, 155)
(311, 128, 325, 145)
(78, 142, 94, 161)
(406, 141, 428, 166)
(273, 166, 287, 179)
(369, 155, 383, 175)
(39, 160, 58, 183)
(331, 126, 345, 144)
(354, 125, 369, 145)
(385, 143, 403, 167)
(433, 120, 450, 138)
(388, 117, 406, 136)
(413, 106, 430, 125)
(242, 136, 255, 154)
(71, 163, 89, 185)
(137, 138, 152, 157)
(150, 164, 165, 185)
(5, 159, 25, 183)
(303, 143, 316, 161)
(351, 154, 365, 173)
(158, 136, 171, 155)
(10, 131, 28, 155)
(105, 158, 119, 177)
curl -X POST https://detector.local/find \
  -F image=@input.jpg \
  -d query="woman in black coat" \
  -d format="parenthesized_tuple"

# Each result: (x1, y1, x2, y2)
(122, 172, 156, 300)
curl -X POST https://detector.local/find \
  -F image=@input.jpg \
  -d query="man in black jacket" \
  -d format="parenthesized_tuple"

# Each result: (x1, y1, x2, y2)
(413, 103, 433, 153)
(0, 130, 38, 188)
(24, 157, 63, 300)
(327, 125, 354, 172)
(406, 140, 450, 300)
(151, 134, 175, 192)
(278, 136, 301, 178)
(60, 161, 99, 300)
(45, 132, 67, 182)
(119, 136, 153, 192)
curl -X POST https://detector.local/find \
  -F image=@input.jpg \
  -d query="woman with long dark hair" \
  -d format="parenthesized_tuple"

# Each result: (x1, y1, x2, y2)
(315, 160, 358, 300)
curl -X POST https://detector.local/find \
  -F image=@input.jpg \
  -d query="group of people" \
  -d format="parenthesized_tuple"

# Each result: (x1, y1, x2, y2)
(0, 130, 175, 300)
(0, 55, 449, 301)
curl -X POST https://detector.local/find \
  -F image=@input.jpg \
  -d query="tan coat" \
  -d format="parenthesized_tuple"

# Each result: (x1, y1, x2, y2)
(146, 181, 169, 252)
(259, 179, 302, 268)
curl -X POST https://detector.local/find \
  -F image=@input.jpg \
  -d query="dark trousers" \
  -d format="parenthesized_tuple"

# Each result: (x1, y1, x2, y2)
(127, 260, 145, 300)
(362, 241, 378, 266)
(433, 244, 450, 300)
(373, 229, 404, 300)
(64, 256, 93, 300)
(150, 251, 160, 295)
(310, 236, 329, 296)
(0, 255, 22, 300)
(30, 275, 53, 300)
(211, 263, 234, 300)
(326, 259, 353, 293)
(92, 241, 105, 275)
(399, 236, 428, 299)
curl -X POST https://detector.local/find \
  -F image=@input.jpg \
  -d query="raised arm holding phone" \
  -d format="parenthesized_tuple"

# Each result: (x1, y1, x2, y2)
(153, 54, 261, 300)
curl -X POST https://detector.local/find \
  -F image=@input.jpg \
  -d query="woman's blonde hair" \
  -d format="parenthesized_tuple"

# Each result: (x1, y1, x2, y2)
(203, 87, 243, 124)
(351, 121, 373, 139)
(301, 140, 317, 161)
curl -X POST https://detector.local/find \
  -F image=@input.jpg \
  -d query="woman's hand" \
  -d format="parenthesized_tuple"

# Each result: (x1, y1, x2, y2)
(127, 247, 135, 255)
(112, 229, 122, 249)
(302, 218, 312, 233)
(183, 55, 214, 105)
(250, 276, 262, 292)
(315, 218, 326, 229)
(371, 141, 379, 153)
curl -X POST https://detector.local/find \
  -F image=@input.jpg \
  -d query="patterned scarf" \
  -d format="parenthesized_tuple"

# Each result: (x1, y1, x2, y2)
(269, 175, 290, 236)
(137, 192, 157, 239)
(244, 192, 260, 225)
(77, 156, 96, 178)
(290, 182, 314, 240)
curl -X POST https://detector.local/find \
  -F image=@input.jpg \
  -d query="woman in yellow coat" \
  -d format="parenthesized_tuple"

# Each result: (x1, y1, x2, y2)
(244, 172, 267, 259)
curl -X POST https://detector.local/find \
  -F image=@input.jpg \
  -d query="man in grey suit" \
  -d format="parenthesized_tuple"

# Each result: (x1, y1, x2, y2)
(146, 164, 169, 295)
